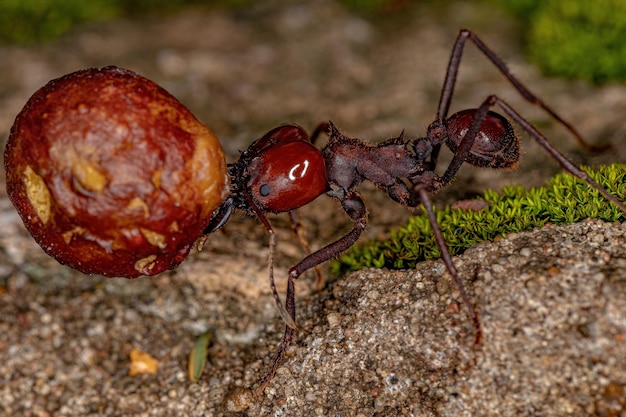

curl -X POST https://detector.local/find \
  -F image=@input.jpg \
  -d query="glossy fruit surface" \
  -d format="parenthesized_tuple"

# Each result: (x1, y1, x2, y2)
(5, 66, 228, 277)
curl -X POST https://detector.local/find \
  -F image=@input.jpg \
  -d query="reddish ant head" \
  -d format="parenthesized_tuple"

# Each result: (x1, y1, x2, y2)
(216, 125, 329, 223)
(246, 141, 328, 213)
(445, 109, 520, 169)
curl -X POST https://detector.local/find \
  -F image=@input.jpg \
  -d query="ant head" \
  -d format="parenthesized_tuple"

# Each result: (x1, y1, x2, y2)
(445, 109, 520, 169)
(229, 125, 329, 215)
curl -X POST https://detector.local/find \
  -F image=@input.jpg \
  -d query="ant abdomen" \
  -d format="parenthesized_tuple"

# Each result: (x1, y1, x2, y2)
(446, 109, 520, 169)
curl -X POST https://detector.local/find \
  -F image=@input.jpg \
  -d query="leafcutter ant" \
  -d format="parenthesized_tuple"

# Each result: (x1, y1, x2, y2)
(203, 29, 626, 391)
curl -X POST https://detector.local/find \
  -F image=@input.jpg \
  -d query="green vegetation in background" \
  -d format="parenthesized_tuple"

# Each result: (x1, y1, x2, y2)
(4, 0, 625, 85)
(0, 0, 405, 44)
(0, 0, 253, 44)
(0, 0, 117, 44)
(487, 0, 626, 84)
(332, 164, 626, 274)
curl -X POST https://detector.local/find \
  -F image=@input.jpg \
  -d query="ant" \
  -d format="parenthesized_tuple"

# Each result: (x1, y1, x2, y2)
(203, 29, 626, 391)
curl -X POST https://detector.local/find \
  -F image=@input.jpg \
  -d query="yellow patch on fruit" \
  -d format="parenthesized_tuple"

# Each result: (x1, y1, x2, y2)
(71, 159, 107, 192)
(151, 168, 163, 189)
(134, 255, 157, 274)
(168, 221, 180, 232)
(125, 197, 150, 218)
(140, 228, 166, 249)
(188, 130, 228, 209)
(61, 226, 87, 244)
(23, 166, 51, 224)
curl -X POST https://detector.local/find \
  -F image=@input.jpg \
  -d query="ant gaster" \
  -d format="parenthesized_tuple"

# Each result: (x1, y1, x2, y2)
(204, 29, 626, 391)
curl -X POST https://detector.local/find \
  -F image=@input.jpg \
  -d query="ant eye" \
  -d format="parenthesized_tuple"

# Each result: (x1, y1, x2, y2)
(259, 183, 271, 197)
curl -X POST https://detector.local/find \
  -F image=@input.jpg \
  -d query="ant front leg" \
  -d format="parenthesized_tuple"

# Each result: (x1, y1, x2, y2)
(257, 192, 367, 393)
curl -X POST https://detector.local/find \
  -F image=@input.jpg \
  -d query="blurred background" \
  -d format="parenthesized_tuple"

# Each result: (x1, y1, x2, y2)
(2, 0, 626, 83)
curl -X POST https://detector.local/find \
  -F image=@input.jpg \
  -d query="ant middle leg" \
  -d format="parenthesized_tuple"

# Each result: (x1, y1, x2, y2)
(288, 210, 325, 289)
(258, 192, 368, 392)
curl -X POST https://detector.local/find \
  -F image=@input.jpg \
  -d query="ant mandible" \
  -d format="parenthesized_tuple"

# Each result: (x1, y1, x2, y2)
(204, 29, 626, 391)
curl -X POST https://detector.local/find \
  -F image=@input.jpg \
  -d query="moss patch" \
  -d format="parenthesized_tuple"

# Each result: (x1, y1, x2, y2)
(333, 164, 626, 273)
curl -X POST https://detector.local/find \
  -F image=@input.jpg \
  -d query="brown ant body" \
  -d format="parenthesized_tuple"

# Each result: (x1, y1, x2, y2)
(205, 29, 626, 391)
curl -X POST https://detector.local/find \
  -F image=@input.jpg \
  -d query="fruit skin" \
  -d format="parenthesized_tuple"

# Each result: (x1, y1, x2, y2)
(5, 66, 229, 278)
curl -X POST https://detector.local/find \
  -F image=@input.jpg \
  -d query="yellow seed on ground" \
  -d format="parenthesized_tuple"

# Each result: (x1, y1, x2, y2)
(129, 348, 159, 376)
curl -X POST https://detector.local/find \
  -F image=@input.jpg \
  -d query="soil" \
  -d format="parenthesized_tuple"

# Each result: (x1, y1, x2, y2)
(1, 1, 626, 416)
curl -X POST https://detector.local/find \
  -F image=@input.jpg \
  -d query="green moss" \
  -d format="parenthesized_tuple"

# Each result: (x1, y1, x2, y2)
(332, 164, 626, 274)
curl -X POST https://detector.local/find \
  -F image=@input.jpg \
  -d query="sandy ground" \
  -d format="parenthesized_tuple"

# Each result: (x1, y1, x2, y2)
(1, 1, 626, 416)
